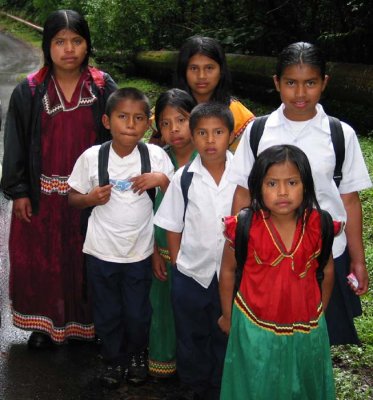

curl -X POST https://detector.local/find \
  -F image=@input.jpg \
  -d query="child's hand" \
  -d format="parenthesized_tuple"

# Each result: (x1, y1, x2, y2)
(131, 172, 169, 194)
(350, 263, 369, 295)
(88, 184, 112, 206)
(152, 251, 168, 281)
(218, 315, 231, 335)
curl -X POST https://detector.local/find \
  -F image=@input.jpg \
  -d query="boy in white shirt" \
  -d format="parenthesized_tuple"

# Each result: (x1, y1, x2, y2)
(154, 102, 236, 400)
(68, 88, 174, 389)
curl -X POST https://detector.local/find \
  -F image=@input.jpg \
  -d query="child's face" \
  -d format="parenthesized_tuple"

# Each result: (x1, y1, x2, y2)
(192, 117, 234, 163)
(186, 53, 221, 103)
(159, 106, 192, 149)
(262, 161, 304, 220)
(102, 99, 149, 156)
(50, 29, 88, 74)
(273, 64, 329, 121)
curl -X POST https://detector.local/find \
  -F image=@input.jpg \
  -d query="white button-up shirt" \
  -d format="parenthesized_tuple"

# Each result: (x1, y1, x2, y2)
(228, 104, 372, 258)
(154, 152, 236, 288)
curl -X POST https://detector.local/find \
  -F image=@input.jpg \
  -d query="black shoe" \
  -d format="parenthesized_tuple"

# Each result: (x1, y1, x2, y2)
(127, 351, 148, 385)
(100, 365, 126, 389)
(27, 332, 54, 350)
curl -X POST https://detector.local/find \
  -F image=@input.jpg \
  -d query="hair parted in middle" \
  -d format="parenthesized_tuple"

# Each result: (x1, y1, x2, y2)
(154, 88, 196, 132)
(248, 144, 321, 218)
(276, 42, 327, 79)
(175, 35, 231, 105)
(42, 9, 92, 67)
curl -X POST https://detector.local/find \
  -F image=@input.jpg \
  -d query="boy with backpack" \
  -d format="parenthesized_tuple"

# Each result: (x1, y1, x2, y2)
(68, 88, 174, 389)
(154, 102, 236, 400)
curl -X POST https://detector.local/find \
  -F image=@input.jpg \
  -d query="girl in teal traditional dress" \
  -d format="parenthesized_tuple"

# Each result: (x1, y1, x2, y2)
(149, 89, 197, 378)
(219, 145, 339, 399)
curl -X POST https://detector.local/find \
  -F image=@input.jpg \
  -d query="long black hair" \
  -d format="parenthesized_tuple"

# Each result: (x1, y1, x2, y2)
(42, 10, 92, 67)
(276, 42, 327, 80)
(248, 144, 320, 218)
(154, 88, 196, 132)
(175, 35, 231, 105)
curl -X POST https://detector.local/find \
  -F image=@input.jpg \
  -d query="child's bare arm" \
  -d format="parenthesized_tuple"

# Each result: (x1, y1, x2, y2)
(218, 241, 237, 335)
(166, 230, 182, 266)
(152, 244, 167, 281)
(321, 254, 334, 310)
(232, 185, 251, 214)
(68, 185, 112, 209)
(131, 172, 170, 194)
(341, 191, 369, 295)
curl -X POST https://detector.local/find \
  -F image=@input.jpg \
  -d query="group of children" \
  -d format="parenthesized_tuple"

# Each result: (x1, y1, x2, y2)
(66, 38, 370, 400)
(2, 9, 370, 399)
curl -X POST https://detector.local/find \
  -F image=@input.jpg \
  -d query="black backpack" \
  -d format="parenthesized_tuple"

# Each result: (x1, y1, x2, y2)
(249, 115, 345, 187)
(234, 207, 335, 295)
(80, 140, 155, 235)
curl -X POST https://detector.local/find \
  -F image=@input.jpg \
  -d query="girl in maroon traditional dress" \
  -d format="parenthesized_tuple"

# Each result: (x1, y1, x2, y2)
(219, 145, 339, 399)
(1, 10, 117, 348)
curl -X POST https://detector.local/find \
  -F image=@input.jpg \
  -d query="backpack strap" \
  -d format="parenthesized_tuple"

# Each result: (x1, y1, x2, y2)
(249, 115, 269, 159)
(98, 141, 111, 186)
(328, 116, 345, 188)
(98, 141, 155, 205)
(234, 207, 254, 294)
(138, 141, 156, 205)
(180, 161, 194, 222)
(316, 210, 335, 288)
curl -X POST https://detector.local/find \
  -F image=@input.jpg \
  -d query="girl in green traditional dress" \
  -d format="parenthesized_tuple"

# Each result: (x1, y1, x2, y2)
(219, 145, 339, 399)
(149, 88, 197, 378)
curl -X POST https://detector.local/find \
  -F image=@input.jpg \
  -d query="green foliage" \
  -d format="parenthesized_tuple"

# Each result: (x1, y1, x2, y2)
(1, 0, 372, 63)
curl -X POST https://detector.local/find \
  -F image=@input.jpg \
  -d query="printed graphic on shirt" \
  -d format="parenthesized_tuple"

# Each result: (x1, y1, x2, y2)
(110, 178, 132, 192)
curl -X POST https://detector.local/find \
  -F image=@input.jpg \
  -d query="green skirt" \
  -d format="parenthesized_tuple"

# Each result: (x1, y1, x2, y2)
(220, 303, 336, 400)
(148, 260, 176, 377)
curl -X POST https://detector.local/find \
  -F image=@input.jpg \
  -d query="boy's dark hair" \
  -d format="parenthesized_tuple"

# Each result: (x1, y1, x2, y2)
(248, 144, 320, 218)
(105, 87, 151, 118)
(42, 10, 92, 67)
(175, 35, 231, 105)
(155, 88, 196, 132)
(189, 102, 234, 134)
(276, 42, 327, 79)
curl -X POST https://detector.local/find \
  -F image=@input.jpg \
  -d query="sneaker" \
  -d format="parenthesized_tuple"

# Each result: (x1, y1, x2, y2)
(100, 364, 126, 389)
(127, 351, 148, 385)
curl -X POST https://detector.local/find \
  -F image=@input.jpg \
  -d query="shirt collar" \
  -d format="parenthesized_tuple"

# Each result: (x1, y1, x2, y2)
(267, 103, 330, 133)
(188, 151, 233, 175)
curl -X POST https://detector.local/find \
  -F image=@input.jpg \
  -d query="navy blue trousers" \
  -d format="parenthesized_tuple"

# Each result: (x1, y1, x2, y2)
(86, 254, 152, 366)
(171, 268, 227, 399)
(325, 249, 362, 345)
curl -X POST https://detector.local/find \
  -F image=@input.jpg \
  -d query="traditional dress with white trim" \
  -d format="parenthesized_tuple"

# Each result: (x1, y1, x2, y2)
(220, 210, 338, 400)
(9, 69, 106, 343)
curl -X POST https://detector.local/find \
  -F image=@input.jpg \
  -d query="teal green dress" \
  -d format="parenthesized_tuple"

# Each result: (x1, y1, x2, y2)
(149, 146, 197, 377)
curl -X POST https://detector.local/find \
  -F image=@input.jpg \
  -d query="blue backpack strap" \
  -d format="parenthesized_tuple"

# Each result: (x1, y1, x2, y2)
(316, 209, 335, 289)
(180, 161, 194, 222)
(137, 141, 156, 205)
(234, 207, 254, 295)
(249, 115, 269, 159)
(328, 116, 345, 188)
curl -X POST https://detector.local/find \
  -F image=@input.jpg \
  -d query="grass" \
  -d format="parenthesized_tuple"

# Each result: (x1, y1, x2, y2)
(1, 15, 373, 400)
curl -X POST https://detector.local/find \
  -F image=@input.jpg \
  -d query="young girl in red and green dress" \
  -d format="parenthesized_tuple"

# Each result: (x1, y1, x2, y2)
(219, 144, 340, 399)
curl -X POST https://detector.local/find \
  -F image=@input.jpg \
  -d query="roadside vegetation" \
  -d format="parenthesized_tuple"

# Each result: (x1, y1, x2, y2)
(0, 15, 372, 400)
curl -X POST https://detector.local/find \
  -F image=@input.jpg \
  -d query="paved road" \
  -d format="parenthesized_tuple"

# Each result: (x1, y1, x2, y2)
(0, 31, 180, 400)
